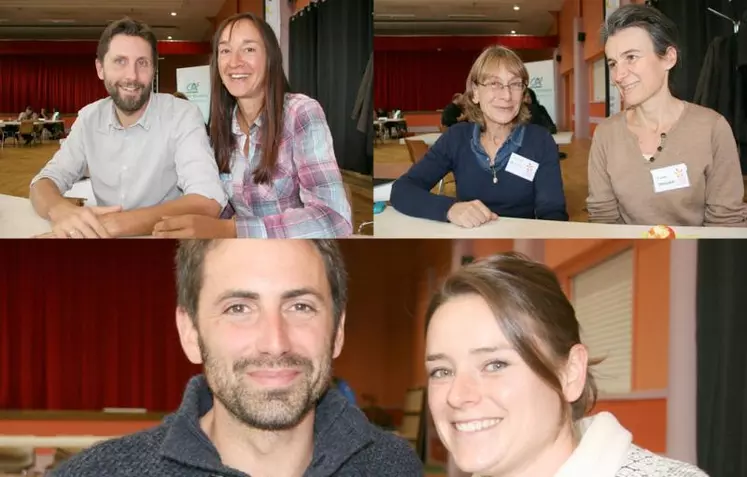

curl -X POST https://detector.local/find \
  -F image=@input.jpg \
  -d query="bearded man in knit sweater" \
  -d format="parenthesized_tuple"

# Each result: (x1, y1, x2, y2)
(51, 239, 423, 477)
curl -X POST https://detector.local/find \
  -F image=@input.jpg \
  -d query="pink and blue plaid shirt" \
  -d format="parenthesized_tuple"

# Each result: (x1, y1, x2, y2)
(219, 93, 353, 238)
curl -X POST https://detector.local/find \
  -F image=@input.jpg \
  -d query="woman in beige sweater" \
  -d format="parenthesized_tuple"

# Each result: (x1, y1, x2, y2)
(425, 253, 708, 477)
(587, 4, 746, 226)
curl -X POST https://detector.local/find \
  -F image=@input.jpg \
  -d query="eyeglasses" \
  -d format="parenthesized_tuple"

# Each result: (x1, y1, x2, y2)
(477, 80, 526, 94)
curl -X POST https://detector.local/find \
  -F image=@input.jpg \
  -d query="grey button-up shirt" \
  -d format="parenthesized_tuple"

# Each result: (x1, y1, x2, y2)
(31, 93, 227, 210)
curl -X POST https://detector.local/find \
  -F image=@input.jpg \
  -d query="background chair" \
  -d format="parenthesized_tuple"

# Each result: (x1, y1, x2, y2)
(0, 446, 35, 475)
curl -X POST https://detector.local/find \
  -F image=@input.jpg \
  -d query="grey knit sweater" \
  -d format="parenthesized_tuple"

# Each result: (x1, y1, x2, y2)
(50, 375, 424, 476)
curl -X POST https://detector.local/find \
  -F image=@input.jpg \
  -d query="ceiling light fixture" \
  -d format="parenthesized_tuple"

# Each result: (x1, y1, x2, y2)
(167, 36, 173, 40)
(514, 5, 520, 11)
(511, 30, 516, 34)
(171, 12, 177, 16)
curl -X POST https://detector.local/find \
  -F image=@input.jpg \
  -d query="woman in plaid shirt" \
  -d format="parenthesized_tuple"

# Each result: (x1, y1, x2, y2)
(155, 13, 353, 238)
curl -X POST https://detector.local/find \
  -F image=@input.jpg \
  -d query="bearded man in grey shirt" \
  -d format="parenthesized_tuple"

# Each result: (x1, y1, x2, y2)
(30, 17, 227, 238)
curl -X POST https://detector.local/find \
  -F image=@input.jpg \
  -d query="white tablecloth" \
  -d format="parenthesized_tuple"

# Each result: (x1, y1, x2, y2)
(0, 194, 52, 238)
(0, 435, 115, 448)
(0, 120, 64, 127)
(399, 130, 573, 146)
(373, 207, 747, 238)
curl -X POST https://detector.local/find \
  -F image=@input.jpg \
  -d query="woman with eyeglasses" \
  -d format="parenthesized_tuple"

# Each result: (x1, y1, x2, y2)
(587, 4, 746, 227)
(390, 45, 568, 228)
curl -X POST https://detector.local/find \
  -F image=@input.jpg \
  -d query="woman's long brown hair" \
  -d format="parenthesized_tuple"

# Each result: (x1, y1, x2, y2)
(209, 12, 291, 185)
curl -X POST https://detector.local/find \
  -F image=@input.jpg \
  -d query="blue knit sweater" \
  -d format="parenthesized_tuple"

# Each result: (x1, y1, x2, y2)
(50, 375, 423, 476)
(391, 122, 568, 222)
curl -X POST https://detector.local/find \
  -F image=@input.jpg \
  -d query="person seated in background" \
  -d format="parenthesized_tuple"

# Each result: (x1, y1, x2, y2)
(29, 17, 226, 238)
(525, 87, 567, 160)
(390, 45, 568, 228)
(50, 239, 422, 476)
(18, 106, 33, 121)
(153, 13, 352, 238)
(39, 107, 49, 120)
(47, 107, 64, 139)
(588, 4, 746, 227)
(425, 252, 709, 477)
(440, 93, 467, 131)
(525, 88, 557, 134)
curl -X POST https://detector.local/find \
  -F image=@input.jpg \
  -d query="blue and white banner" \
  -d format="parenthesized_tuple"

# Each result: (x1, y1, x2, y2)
(525, 59, 557, 124)
(176, 65, 211, 124)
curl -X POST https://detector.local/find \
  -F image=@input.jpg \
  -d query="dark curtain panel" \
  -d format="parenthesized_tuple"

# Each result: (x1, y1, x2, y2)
(0, 240, 200, 411)
(696, 240, 747, 477)
(649, 0, 747, 101)
(289, 6, 318, 99)
(650, 0, 747, 173)
(289, 0, 373, 175)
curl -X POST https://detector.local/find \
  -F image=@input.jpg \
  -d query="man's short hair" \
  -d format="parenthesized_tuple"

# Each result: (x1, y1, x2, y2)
(97, 17, 158, 64)
(175, 240, 348, 329)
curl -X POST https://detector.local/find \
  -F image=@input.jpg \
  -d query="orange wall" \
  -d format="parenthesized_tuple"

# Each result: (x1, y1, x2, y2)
(544, 239, 610, 269)
(559, 0, 577, 75)
(295, 0, 314, 10)
(1, 419, 159, 437)
(470, 240, 515, 259)
(411, 240, 454, 387)
(594, 398, 667, 453)
(560, 0, 608, 130)
(632, 243, 670, 390)
(336, 240, 420, 409)
(582, 0, 604, 61)
(402, 112, 441, 128)
(546, 239, 671, 452)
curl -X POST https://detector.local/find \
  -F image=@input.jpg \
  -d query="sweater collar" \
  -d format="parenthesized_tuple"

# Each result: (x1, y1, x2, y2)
(553, 412, 632, 477)
(159, 374, 376, 476)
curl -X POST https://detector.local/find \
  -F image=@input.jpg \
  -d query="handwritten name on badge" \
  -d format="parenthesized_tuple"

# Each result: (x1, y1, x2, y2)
(505, 153, 539, 182)
(651, 163, 690, 193)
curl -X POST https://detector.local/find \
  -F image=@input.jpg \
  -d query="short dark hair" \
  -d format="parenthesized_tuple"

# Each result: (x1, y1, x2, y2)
(602, 4, 680, 67)
(97, 17, 158, 64)
(426, 252, 600, 422)
(175, 240, 348, 330)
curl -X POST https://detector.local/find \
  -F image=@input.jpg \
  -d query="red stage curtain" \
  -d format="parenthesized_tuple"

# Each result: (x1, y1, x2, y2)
(0, 56, 108, 115)
(0, 240, 201, 411)
(374, 50, 482, 111)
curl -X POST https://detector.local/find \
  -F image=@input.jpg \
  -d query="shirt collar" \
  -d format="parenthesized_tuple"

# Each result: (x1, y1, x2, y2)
(231, 105, 264, 136)
(470, 121, 526, 149)
(106, 92, 156, 131)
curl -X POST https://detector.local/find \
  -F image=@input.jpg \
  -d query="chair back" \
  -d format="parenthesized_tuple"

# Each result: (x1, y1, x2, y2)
(0, 446, 34, 472)
(19, 120, 34, 134)
(405, 139, 429, 164)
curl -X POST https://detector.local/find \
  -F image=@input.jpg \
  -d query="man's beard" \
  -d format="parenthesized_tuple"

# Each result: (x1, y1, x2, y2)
(105, 79, 151, 114)
(199, 334, 333, 431)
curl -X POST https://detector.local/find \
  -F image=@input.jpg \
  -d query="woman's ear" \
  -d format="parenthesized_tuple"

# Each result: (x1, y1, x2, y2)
(664, 45, 678, 71)
(561, 344, 589, 403)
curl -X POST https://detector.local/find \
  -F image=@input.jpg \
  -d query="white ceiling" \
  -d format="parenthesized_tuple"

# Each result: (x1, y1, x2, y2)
(374, 0, 565, 36)
(0, 0, 224, 41)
